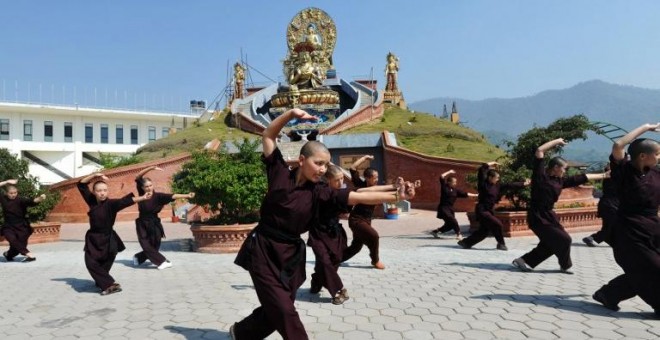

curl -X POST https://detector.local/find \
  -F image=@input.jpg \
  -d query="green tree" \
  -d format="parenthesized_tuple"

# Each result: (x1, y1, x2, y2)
(172, 138, 266, 224)
(499, 114, 595, 209)
(0, 148, 60, 224)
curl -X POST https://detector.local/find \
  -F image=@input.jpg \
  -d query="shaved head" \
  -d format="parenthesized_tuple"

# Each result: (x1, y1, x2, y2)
(300, 141, 329, 158)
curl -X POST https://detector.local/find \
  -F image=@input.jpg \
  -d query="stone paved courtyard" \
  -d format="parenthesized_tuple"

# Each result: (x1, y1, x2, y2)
(1, 210, 658, 339)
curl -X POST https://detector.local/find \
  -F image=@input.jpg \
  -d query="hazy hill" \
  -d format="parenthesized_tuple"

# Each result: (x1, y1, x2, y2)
(410, 80, 660, 161)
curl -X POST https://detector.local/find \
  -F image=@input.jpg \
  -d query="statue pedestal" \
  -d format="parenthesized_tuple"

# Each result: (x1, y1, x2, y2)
(383, 91, 406, 109)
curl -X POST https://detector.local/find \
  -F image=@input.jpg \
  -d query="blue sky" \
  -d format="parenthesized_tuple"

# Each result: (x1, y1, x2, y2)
(2, 0, 659, 111)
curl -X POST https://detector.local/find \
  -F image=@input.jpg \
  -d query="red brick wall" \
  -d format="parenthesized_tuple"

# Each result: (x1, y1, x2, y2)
(233, 112, 265, 135)
(47, 154, 192, 223)
(320, 104, 384, 135)
(380, 131, 482, 212)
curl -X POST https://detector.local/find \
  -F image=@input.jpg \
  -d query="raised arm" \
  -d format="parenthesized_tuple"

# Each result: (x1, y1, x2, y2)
(536, 138, 567, 159)
(0, 179, 18, 187)
(350, 155, 374, 171)
(262, 108, 317, 158)
(136, 166, 161, 179)
(441, 169, 455, 179)
(611, 123, 660, 161)
(80, 172, 108, 184)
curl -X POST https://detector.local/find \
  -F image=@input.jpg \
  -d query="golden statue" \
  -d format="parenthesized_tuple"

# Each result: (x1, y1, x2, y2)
(272, 7, 340, 108)
(385, 52, 399, 92)
(289, 51, 323, 90)
(233, 62, 245, 100)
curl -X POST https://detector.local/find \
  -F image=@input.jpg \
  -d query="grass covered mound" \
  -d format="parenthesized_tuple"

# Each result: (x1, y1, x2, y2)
(133, 106, 504, 163)
(342, 106, 504, 162)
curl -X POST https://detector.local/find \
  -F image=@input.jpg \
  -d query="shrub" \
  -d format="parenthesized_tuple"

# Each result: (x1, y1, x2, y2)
(0, 148, 60, 224)
(99, 152, 142, 169)
(172, 138, 266, 224)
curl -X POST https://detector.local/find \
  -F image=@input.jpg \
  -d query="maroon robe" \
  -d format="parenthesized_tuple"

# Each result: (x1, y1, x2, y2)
(1, 193, 37, 260)
(134, 177, 174, 266)
(307, 190, 349, 297)
(343, 168, 380, 264)
(233, 148, 349, 340)
(598, 153, 660, 313)
(78, 182, 135, 290)
(462, 164, 524, 247)
(521, 157, 588, 269)
(435, 176, 468, 234)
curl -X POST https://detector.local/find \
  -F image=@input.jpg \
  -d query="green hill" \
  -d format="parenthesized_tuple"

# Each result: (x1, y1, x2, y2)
(341, 106, 504, 162)
(133, 107, 504, 163)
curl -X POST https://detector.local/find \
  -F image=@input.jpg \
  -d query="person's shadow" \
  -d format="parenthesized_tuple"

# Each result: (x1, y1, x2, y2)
(473, 293, 656, 319)
(164, 325, 228, 339)
(51, 278, 99, 293)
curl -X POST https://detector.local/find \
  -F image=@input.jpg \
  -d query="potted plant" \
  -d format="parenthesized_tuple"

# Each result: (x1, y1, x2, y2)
(467, 115, 603, 236)
(0, 148, 61, 244)
(171, 138, 266, 253)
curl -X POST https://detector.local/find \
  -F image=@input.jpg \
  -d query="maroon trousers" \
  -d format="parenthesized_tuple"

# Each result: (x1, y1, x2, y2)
(599, 217, 660, 311)
(521, 210, 572, 269)
(462, 208, 505, 246)
(84, 252, 117, 290)
(343, 216, 379, 264)
(134, 218, 167, 266)
(2, 223, 32, 259)
(309, 227, 347, 297)
(436, 206, 460, 235)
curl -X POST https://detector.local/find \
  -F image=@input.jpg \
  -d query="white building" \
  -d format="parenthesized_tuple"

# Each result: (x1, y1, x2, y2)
(0, 101, 200, 185)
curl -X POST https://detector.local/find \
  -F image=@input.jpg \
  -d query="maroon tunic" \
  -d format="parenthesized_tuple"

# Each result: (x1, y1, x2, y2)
(599, 153, 660, 311)
(134, 177, 174, 265)
(78, 182, 135, 289)
(521, 157, 588, 269)
(1, 193, 37, 258)
(233, 148, 349, 340)
(436, 176, 468, 220)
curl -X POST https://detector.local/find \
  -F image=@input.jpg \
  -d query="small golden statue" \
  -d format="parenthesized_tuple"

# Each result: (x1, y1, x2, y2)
(233, 62, 245, 101)
(385, 52, 399, 92)
(383, 52, 406, 109)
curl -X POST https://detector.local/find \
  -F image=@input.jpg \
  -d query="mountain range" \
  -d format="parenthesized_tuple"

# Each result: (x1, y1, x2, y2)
(409, 80, 660, 162)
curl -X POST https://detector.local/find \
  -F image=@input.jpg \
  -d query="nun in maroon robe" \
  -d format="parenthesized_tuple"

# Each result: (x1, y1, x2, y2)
(1, 188, 40, 262)
(133, 176, 174, 267)
(594, 146, 660, 315)
(78, 180, 138, 294)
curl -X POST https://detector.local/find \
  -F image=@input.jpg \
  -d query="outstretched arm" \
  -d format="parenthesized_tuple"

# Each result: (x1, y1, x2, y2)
(136, 166, 161, 179)
(172, 192, 195, 200)
(348, 190, 398, 206)
(612, 123, 660, 161)
(586, 172, 610, 181)
(80, 173, 108, 184)
(262, 108, 317, 158)
(132, 191, 153, 203)
(33, 194, 47, 203)
(356, 183, 398, 193)
(0, 179, 18, 187)
(536, 138, 567, 159)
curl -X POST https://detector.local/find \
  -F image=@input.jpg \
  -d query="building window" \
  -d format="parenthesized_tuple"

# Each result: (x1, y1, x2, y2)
(100, 124, 109, 144)
(148, 126, 156, 142)
(23, 120, 33, 141)
(130, 125, 138, 144)
(162, 127, 169, 138)
(116, 124, 123, 144)
(44, 121, 53, 142)
(85, 123, 93, 143)
(0, 119, 9, 140)
(64, 122, 73, 143)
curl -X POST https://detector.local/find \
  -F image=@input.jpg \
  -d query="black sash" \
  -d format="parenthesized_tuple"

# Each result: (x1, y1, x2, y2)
(254, 224, 306, 286)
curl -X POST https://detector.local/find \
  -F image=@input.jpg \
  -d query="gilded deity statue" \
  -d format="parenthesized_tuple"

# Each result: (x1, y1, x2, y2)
(233, 62, 245, 100)
(289, 52, 323, 90)
(302, 24, 322, 50)
(385, 52, 399, 92)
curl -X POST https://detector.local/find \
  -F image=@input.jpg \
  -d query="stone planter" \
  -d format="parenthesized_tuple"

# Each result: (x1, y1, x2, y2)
(467, 206, 602, 238)
(0, 221, 61, 245)
(190, 223, 257, 254)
